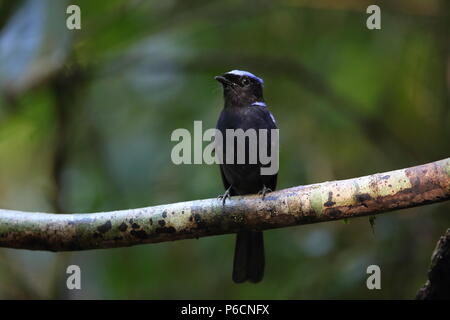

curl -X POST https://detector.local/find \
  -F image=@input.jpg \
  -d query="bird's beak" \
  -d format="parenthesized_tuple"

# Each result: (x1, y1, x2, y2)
(215, 75, 232, 86)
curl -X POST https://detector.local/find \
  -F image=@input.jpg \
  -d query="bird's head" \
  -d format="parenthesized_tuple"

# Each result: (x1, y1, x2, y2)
(215, 70, 264, 107)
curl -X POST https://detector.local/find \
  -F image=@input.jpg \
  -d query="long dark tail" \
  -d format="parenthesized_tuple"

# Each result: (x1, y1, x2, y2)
(232, 231, 265, 283)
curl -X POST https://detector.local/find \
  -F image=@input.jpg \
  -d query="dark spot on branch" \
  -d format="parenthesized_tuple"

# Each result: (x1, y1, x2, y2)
(381, 175, 390, 180)
(273, 213, 297, 226)
(356, 193, 372, 202)
(324, 208, 342, 218)
(149, 218, 153, 225)
(194, 214, 207, 229)
(15, 234, 57, 251)
(158, 220, 166, 227)
(156, 226, 176, 234)
(97, 221, 112, 233)
(130, 230, 148, 239)
(324, 191, 336, 207)
(297, 215, 319, 224)
(269, 208, 277, 217)
(355, 193, 372, 208)
(118, 222, 128, 232)
(355, 193, 373, 208)
(162, 211, 167, 218)
(131, 223, 140, 229)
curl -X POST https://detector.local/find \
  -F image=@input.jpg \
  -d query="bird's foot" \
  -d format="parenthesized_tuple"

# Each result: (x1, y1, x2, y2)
(258, 185, 272, 200)
(217, 186, 232, 206)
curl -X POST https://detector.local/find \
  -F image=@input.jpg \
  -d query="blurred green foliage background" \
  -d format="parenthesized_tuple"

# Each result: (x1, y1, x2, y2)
(0, 0, 449, 299)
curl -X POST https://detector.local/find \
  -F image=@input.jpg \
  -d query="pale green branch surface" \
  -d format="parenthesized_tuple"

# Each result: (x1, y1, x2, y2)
(0, 158, 449, 251)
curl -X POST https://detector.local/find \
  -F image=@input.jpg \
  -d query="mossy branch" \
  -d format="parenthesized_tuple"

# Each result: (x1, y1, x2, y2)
(0, 158, 449, 251)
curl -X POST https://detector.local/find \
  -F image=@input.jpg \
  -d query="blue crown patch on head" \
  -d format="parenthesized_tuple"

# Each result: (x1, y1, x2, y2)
(226, 70, 264, 85)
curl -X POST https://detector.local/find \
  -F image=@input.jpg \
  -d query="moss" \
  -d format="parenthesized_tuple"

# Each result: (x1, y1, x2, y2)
(310, 189, 324, 215)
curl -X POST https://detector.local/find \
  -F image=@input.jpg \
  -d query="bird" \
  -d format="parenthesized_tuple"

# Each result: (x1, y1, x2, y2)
(215, 70, 278, 283)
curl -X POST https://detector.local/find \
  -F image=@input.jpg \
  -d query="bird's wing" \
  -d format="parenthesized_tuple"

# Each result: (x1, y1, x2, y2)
(255, 105, 278, 191)
(252, 104, 277, 129)
(263, 107, 277, 129)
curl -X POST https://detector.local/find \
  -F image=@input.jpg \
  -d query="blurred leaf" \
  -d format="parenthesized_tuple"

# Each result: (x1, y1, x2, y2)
(0, 0, 72, 95)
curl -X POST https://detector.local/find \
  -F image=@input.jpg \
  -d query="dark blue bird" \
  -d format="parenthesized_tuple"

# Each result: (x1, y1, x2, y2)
(215, 70, 278, 283)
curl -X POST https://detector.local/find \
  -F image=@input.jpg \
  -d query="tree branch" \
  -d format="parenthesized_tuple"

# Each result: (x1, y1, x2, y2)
(0, 158, 449, 252)
(416, 228, 450, 300)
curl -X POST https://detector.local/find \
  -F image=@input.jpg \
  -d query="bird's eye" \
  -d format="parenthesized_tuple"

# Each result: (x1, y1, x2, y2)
(241, 78, 250, 86)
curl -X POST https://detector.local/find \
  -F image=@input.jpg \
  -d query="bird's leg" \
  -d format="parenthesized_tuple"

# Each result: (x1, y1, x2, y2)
(258, 185, 272, 200)
(217, 185, 232, 206)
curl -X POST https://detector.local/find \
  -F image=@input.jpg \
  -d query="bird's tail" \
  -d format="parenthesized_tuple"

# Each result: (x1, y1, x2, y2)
(232, 231, 265, 283)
